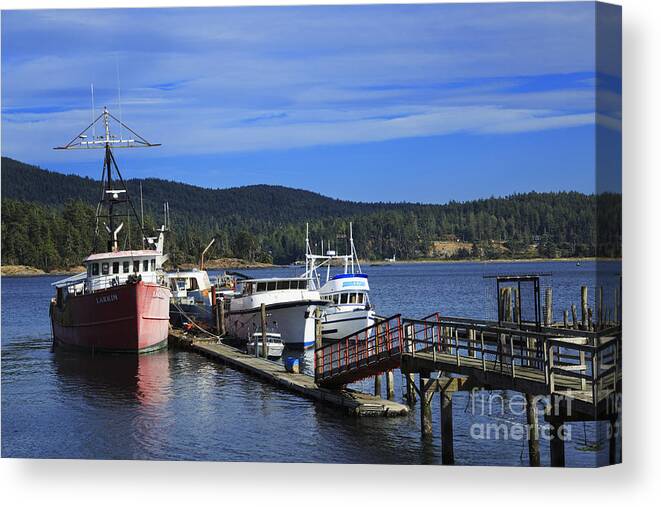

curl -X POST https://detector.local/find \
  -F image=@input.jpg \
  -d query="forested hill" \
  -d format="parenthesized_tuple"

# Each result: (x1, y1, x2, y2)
(1, 157, 621, 271)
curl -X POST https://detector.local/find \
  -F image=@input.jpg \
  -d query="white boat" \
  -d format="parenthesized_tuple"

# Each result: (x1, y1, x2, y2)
(226, 276, 326, 348)
(302, 223, 376, 340)
(166, 269, 214, 327)
(247, 332, 285, 359)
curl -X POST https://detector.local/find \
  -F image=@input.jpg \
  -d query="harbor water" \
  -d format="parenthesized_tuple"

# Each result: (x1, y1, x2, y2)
(1, 260, 619, 465)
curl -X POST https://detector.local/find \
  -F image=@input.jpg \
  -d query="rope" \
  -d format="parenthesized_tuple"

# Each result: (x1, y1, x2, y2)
(171, 301, 221, 341)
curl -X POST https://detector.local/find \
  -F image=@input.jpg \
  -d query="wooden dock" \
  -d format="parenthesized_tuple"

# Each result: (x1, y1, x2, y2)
(168, 330, 409, 417)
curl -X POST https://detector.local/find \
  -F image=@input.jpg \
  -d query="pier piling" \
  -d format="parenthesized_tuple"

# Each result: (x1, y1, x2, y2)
(374, 375, 382, 397)
(440, 388, 455, 465)
(544, 287, 553, 326)
(419, 375, 434, 438)
(549, 394, 567, 467)
(526, 393, 540, 466)
(386, 371, 395, 400)
(581, 286, 588, 330)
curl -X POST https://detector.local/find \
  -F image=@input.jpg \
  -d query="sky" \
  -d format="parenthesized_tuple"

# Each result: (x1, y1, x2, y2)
(1, 2, 621, 203)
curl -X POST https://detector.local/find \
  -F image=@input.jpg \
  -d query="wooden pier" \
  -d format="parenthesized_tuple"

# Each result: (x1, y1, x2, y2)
(168, 330, 409, 417)
(313, 280, 622, 467)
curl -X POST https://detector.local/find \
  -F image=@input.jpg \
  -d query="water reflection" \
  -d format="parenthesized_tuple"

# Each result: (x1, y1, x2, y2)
(53, 349, 171, 408)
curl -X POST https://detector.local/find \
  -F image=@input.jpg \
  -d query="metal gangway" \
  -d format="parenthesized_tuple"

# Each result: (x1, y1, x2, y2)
(314, 315, 405, 388)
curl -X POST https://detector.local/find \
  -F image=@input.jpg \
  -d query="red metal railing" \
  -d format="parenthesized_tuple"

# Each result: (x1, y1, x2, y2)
(314, 314, 403, 386)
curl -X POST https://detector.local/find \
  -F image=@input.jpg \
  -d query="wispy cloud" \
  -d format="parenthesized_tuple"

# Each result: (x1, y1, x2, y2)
(1, 3, 620, 165)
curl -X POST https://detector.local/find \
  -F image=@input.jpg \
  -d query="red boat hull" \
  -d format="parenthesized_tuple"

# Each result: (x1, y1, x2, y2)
(50, 281, 171, 353)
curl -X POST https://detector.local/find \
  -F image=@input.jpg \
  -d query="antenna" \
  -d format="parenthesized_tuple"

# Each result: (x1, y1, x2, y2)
(91, 84, 96, 139)
(116, 56, 123, 141)
(54, 105, 160, 253)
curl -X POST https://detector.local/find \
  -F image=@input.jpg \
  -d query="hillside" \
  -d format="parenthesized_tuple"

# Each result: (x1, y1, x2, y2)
(0, 157, 621, 271)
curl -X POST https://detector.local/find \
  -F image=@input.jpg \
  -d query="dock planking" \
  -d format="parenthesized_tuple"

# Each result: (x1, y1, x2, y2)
(169, 330, 409, 417)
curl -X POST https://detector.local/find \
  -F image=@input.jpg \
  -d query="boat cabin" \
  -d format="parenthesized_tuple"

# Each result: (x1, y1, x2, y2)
(319, 273, 370, 307)
(166, 270, 212, 305)
(240, 277, 309, 296)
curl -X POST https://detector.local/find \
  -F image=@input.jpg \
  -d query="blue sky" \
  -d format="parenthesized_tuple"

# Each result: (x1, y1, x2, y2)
(1, 2, 621, 203)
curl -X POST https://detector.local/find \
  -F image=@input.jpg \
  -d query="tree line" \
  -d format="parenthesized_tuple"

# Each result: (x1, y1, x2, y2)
(0, 157, 621, 271)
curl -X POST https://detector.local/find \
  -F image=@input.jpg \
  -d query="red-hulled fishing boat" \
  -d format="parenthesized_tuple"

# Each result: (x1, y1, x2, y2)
(49, 106, 171, 353)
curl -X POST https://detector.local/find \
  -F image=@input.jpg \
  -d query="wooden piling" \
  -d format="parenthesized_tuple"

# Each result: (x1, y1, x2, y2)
(581, 286, 588, 330)
(420, 375, 433, 438)
(211, 286, 220, 335)
(504, 287, 513, 322)
(513, 287, 520, 324)
(563, 310, 568, 329)
(386, 370, 395, 400)
(571, 304, 578, 330)
(609, 416, 619, 465)
(260, 303, 268, 359)
(544, 287, 553, 326)
(526, 394, 540, 466)
(549, 395, 566, 467)
(374, 374, 382, 398)
(440, 390, 455, 465)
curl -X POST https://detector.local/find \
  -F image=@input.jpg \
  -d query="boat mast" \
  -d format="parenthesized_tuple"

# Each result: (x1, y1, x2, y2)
(55, 105, 161, 254)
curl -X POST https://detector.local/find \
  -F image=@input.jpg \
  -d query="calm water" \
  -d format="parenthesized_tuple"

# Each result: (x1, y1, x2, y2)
(1, 260, 620, 465)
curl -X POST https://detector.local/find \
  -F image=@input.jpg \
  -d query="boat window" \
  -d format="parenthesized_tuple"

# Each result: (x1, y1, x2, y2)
(87, 264, 92, 277)
(267, 282, 276, 291)
(122, 261, 130, 273)
(101, 262, 109, 275)
(133, 260, 140, 273)
(350, 293, 357, 304)
(92, 263, 99, 276)
(256, 282, 267, 292)
(340, 293, 348, 304)
(333, 294, 339, 304)
(143, 259, 149, 272)
(277, 281, 288, 290)
(357, 293, 364, 304)
(112, 262, 120, 274)
(151, 258, 156, 271)
(297, 280, 307, 289)
(189, 278, 199, 291)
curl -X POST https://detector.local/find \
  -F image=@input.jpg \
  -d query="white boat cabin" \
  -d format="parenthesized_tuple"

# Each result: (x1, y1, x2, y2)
(239, 277, 310, 296)
(166, 270, 213, 305)
(53, 249, 167, 297)
(319, 273, 371, 307)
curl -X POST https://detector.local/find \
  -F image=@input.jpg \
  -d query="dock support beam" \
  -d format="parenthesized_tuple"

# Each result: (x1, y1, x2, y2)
(609, 416, 620, 465)
(406, 373, 416, 405)
(374, 374, 382, 398)
(419, 375, 433, 438)
(549, 395, 566, 467)
(386, 371, 395, 400)
(526, 394, 540, 467)
(440, 390, 455, 465)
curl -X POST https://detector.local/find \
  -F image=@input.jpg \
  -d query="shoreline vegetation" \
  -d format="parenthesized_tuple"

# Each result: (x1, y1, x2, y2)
(2, 158, 622, 274)
(0, 256, 621, 277)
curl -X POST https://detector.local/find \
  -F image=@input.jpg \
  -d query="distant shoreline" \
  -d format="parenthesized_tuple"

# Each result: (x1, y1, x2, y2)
(0, 256, 621, 277)
(364, 257, 620, 266)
